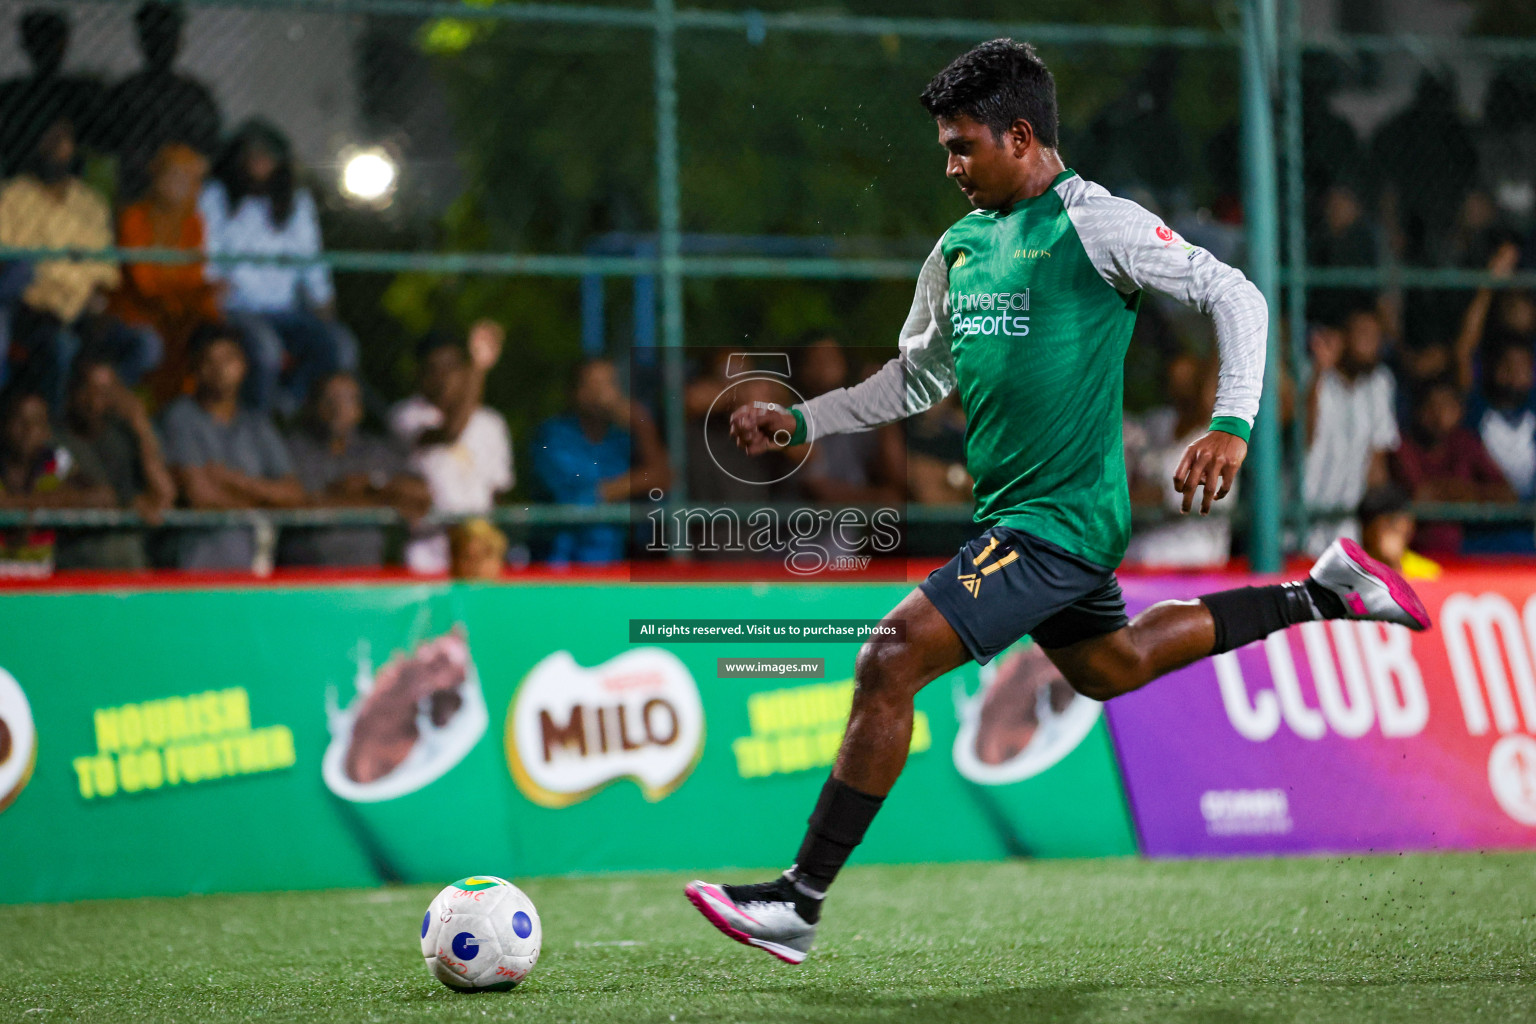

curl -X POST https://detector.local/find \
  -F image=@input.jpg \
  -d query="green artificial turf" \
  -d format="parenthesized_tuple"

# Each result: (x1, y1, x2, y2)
(1, 852, 1532, 1023)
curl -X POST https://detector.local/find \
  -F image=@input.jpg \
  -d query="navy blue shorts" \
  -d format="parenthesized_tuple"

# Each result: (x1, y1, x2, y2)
(919, 526, 1129, 665)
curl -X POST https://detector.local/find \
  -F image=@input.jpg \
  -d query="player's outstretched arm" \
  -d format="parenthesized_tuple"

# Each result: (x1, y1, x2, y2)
(732, 241, 956, 457)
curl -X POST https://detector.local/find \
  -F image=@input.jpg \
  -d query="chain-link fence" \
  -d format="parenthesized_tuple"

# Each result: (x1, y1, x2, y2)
(0, 0, 1531, 575)
(1284, 6, 1536, 563)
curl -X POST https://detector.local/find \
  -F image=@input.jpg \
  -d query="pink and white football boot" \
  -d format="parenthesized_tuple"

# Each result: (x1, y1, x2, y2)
(1309, 538, 1431, 631)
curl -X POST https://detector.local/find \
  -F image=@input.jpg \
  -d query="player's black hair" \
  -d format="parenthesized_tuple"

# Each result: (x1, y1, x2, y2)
(920, 38, 1059, 148)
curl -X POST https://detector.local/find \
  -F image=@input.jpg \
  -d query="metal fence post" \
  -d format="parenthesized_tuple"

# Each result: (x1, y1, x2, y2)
(654, 0, 688, 502)
(1241, 0, 1283, 573)
(1280, 0, 1309, 552)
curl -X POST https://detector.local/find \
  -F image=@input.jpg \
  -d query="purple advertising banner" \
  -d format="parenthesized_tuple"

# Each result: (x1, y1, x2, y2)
(1107, 571, 1536, 857)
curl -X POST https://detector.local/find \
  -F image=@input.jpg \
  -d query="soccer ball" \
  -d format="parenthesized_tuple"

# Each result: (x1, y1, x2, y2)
(420, 875, 542, 991)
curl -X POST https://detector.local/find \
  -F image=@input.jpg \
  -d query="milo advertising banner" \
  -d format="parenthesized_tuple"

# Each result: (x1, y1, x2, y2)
(1108, 570, 1536, 857)
(0, 580, 1135, 904)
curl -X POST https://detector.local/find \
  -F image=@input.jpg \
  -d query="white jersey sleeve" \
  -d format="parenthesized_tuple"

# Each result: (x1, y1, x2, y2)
(1057, 175, 1269, 435)
(794, 240, 956, 442)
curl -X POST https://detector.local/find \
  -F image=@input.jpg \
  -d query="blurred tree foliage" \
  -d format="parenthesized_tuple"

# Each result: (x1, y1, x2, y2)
(377, 0, 1241, 478)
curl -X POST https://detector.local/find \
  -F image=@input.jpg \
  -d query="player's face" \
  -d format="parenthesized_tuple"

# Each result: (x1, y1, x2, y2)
(936, 114, 1021, 210)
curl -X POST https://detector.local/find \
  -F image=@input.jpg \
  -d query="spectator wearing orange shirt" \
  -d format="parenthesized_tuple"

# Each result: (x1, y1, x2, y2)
(111, 142, 221, 403)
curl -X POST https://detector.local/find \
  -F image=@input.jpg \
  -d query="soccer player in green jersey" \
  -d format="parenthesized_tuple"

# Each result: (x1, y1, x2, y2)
(685, 38, 1430, 965)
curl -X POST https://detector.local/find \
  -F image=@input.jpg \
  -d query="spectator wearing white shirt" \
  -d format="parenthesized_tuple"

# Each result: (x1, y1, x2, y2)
(199, 120, 357, 416)
(389, 321, 512, 573)
(1125, 353, 1233, 567)
(1453, 243, 1536, 499)
(1303, 307, 1400, 552)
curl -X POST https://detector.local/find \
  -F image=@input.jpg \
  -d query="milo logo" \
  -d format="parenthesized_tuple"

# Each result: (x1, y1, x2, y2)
(0, 667, 37, 814)
(506, 649, 703, 808)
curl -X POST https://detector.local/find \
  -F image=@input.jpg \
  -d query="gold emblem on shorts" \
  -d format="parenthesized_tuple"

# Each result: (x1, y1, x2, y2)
(958, 537, 1020, 598)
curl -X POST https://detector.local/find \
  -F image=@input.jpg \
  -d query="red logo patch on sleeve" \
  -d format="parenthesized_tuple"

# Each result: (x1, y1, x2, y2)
(1155, 225, 1175, 243)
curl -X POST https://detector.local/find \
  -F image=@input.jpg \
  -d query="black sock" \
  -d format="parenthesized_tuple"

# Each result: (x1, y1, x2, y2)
(1200, 580, 1344, 655)
(788, 776, 885, 901)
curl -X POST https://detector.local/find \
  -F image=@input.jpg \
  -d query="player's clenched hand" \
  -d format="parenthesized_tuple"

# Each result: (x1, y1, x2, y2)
(1173, 430, 1247, 515)
(730, 403, 797, 456)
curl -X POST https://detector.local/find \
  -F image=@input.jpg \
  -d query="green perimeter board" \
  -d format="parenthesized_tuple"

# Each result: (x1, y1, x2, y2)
(0, 582, 1135, 903)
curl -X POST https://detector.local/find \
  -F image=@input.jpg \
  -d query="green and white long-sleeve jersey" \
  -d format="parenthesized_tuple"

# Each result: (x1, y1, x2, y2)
(792, 169, 1267, 568)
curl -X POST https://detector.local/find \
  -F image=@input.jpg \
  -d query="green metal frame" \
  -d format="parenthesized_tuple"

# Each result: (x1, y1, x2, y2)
(4, 0, 1535, 554)
(1240, 0, 1283, 572)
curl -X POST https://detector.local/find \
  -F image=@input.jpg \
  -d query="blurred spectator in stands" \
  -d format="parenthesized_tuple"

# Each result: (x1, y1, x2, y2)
(449, 518, 507, 580)
(1370, 70, 1478, 267)
(1297, 55, 1373, 326)
(390, 321, 511, 573)
(1467, 343, 1536, 499)
(0, 116, 161, 412)
(0, 390, 114, 575)
(1301, 53, 1367, 222)
(793, 335, 905, 508)
(1372, 72, 1486, 349)
(1389, 378, 1513, 556)
(104, 1, 221, 200)
(1489, 289, 1536, 351)
(907, 393, 970, 505)
(1358, 483, 1440, 581)
(532, 356, 670, 566)
(1125, 353, 1231, 567)
(279, 372, 429, 569)
(1447, 191, 1506, 272)
(56, 354, 175, 569)
(1077, 50, 1190, 204)
(1395, 342, 1453, 427)
(1404, 201, 1513, 353)
(1477, 68, 1536, 238)
(0, 10, 106, 176)
(685, 349, 795, 503)
(1307, 182, 1381, 326)
(788, 336, 905, 563)
(160, 324, 304, 570)
(1455, 243, 1536, 499)
(110, 142, 220, 404)
(1303, 308, 1399, 552)
(201, 120, 356, 417)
